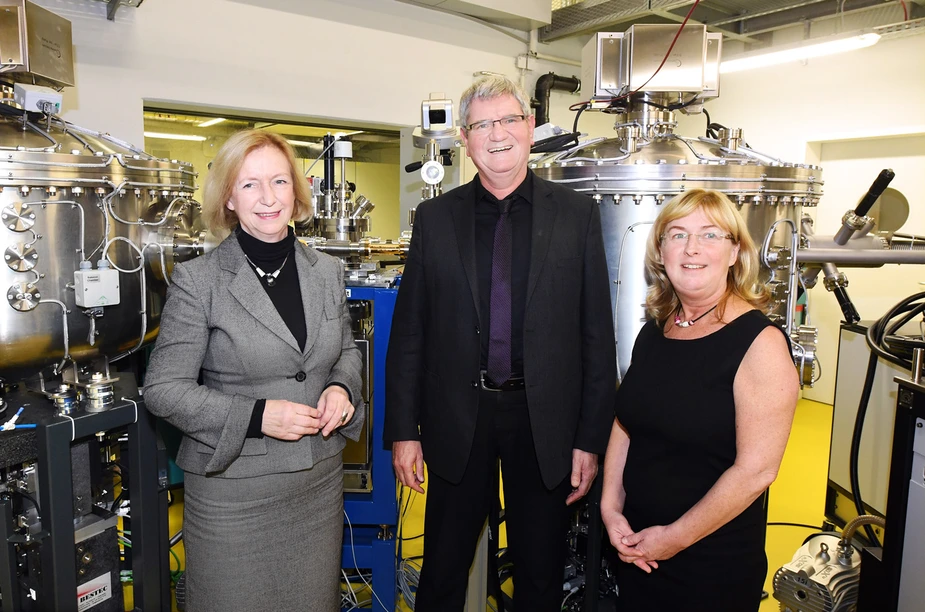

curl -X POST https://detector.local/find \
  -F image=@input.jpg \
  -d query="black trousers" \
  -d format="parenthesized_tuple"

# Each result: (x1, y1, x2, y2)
(415, 388, 572, 612)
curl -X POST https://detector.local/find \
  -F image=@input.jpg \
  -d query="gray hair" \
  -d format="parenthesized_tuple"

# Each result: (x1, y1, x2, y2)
(459, 75, 532, 128)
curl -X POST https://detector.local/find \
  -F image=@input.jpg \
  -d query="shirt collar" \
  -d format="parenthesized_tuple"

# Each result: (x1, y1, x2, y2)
(475, 171, 533, 206)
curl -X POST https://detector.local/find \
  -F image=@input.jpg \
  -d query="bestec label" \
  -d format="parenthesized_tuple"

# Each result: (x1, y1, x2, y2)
(77, 572, 112, 611)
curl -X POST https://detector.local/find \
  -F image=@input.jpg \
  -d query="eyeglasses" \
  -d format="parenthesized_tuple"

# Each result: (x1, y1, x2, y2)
(464, 114, 526, 133)
(660, 231, 734, 246)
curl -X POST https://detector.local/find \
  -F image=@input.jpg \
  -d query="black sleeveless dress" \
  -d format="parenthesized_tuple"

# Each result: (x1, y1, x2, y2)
(614, 309, 782, 612)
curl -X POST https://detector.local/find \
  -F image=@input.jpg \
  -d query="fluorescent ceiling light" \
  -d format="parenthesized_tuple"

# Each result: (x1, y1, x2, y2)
(197, 117, 226, 127)
(144, 131, 207, 142)
(286, 139, 317, 147)
(720, 32, 880, 74)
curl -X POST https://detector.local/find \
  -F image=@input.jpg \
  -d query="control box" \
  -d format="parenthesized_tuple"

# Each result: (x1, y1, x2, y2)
(74, 267, 120, 307)
(13, 83, 63, 114)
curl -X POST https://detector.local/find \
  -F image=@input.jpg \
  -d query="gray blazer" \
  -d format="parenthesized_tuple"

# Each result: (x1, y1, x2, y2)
(144, 234, 364, 478)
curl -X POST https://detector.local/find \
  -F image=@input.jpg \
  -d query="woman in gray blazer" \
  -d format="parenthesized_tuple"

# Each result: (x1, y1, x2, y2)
(144, 130, 364, 611)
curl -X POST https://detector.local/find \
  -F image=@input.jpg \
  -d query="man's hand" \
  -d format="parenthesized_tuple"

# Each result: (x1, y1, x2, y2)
(392, 440, 425, 493)
(318, 386, 354, 437)
(566, 449, 598, 505)
(262, 400, 322, 440)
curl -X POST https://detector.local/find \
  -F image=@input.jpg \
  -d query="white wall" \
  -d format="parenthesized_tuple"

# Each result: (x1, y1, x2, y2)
(39, 0, 595, 145)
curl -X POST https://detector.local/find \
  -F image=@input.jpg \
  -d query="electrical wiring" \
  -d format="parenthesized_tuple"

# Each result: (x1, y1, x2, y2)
(572, 103, 588, 134)
(849, 292, 925, 547)
(397, 557, 422, 608)
(639, 94, 701, 112)
(569, 0, 703, 112)
(344, 509, 389, 611)
(15, 490, 42, 521)
(768, 522, 829, 530)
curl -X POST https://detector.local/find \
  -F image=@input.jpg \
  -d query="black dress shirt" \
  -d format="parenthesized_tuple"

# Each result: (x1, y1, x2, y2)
(474, 172, 533, 376)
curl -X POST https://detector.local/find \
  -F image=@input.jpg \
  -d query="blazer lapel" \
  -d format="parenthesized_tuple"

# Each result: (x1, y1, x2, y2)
(223, 238, 302, 354)
(294, 243, 323, 357)
(450, 182, 481, 324)
(526, 177, 557, 308)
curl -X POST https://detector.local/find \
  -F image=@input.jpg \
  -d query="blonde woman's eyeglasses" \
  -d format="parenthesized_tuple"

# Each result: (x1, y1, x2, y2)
(660, 231, 734, 246)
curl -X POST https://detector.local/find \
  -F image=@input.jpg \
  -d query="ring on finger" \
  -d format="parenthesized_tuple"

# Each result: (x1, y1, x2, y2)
(340, 408, 348, 423)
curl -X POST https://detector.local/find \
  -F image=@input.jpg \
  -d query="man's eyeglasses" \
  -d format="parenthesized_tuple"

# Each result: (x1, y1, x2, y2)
(464, 114, 526, 133)
(660, 231, 734, 245)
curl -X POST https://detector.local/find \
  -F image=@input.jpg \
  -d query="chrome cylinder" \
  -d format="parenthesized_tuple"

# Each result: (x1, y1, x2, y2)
(532, 129, 822, 378)
(0, 111, 206, 380)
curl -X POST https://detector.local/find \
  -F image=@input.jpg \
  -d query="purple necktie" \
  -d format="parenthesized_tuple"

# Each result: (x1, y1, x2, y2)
(486, 199, 513, 385)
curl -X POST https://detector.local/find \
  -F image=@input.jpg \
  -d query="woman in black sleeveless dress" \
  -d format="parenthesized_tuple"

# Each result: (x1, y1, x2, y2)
(601, 189, 799, 611)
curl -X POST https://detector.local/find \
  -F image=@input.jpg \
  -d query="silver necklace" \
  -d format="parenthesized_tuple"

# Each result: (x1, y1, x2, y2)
(674, 303, 718, 328)
(243, 253, 289, 287)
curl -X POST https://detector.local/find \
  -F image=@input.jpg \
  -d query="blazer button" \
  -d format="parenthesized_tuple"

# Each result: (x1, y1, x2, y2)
(475, 326, 480, 334)
(295, 371, 307, 382)
(471, 381, 478, 388)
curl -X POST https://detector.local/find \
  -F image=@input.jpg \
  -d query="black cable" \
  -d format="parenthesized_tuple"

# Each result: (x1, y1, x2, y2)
(850, 348, 883, 547)
(15, 491, 42, 521)
(572, 103, 587, 135)
(110, 490, 124, 513)
(768, 522, 827, 530)
(849, 292, 925, 547)
(703, 108, 712, 138)
(639, 95, 700, 112)
(530, 132, 579, 154)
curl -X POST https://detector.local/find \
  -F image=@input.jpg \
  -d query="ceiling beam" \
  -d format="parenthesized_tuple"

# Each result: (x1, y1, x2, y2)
(649, 8, 760, 43)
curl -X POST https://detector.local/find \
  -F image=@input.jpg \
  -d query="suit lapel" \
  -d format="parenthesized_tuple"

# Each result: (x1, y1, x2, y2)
(294, 242, 323, 357)
(223, 238, 302, 354)
(450, 182, 481, 324)
(526, 177, 557, 308)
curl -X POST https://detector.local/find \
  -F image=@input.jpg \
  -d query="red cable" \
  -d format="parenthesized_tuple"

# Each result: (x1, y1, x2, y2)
(570, 0, 704, 112)
(900, 0, 908, 21)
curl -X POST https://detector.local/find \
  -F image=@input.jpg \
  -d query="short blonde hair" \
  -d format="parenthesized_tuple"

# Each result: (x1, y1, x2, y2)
(644, 189, 770, 325)
(202, 130, 313, 237)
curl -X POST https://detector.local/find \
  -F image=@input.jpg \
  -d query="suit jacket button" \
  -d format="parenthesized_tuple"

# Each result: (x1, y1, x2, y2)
(295, 371, 307, 382)
(471, 381, 478, 388)
(475, 326, 480, 334)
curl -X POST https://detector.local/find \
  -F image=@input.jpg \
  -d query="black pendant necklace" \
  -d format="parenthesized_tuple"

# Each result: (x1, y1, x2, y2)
(243, 253, 289, 287)
(674, 303, 718, 328)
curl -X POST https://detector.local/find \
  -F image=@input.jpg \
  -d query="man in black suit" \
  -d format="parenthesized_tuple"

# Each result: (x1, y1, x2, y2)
(384, 75, 616, 612)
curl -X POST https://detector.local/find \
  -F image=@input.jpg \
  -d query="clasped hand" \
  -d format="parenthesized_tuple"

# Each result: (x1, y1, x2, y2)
(602, 509, 687, 573)
(263, 387, 354, 440)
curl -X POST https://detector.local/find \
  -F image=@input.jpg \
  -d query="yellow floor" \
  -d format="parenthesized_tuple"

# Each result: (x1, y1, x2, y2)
(127, 398, 832, 611)
(760, 398, 833, 611)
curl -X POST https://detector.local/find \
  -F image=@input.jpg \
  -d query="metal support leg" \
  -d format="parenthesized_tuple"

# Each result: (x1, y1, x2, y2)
(371, 532, 396, 612)
(37, 418, 79, 612)
(0, 496, 22, 612)
(125, 402, 165, 611)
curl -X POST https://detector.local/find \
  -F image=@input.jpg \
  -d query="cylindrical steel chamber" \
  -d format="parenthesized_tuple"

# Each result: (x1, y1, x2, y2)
(532, 126, 823, 378)
(0, 107, 207, 380)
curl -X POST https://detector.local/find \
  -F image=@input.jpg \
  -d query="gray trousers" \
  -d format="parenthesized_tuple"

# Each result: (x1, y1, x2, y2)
(183, 452, 344, 611)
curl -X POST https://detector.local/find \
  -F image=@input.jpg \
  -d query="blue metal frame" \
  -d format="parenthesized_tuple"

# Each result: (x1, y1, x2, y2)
(343, 286, 398, 611)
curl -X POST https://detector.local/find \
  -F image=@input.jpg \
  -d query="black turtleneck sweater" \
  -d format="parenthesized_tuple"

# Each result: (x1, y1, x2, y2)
(237, 226, 306, 348)
(236, 227, 353, 438)
(237, 227, 305, 438)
